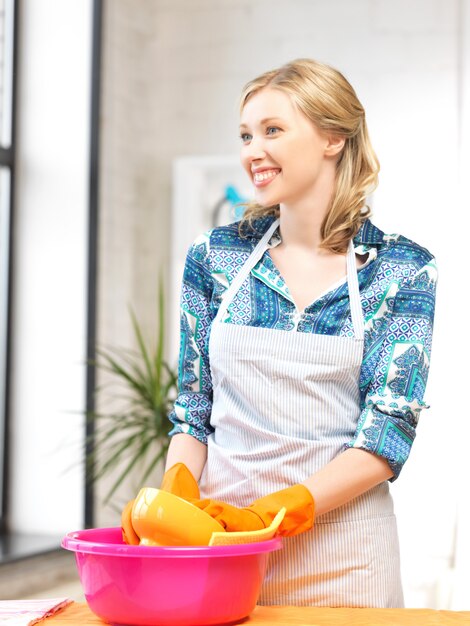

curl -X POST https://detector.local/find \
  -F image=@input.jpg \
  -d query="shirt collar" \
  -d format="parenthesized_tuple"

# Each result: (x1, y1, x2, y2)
(239, 215, 278, 239)
(353, 219, 386, 246)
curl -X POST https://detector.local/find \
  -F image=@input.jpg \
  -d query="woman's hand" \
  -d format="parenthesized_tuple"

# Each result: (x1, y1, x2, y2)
(160, 462, 200, 499)
(121, 500, 140, 545)
(121, 462, 201, 545)
(122, 464, 315, 543)
(192, 484, 315, 537)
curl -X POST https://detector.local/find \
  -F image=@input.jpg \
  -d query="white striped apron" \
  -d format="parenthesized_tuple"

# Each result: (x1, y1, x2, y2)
(199, 218, 404, 607)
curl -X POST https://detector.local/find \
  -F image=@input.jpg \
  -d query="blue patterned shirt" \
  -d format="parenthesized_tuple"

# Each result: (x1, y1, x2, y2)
(169, 216, 437, 479)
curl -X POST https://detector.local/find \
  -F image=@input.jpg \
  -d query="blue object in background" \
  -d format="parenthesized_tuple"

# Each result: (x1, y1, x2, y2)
(224, 184, 248, 221)
(212, 185, 248, 226)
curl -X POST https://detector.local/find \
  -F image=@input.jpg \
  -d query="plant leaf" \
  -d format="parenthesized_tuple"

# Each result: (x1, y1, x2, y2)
(103, 436, 155, 502)
(85, 279, 178, 504)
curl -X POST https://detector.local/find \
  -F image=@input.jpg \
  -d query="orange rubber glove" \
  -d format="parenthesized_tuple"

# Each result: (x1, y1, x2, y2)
(121, 499, 140, 545)
(159, 462, 200, 499)
(192, 484, 315, 537)
(121, 463, 200, 545)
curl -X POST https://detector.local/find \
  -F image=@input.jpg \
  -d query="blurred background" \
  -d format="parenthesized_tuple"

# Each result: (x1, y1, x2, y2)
(0, 0, 469, 610)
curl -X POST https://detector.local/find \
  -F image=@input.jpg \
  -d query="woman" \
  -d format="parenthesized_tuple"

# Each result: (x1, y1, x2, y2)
(126, 59, 437, 607)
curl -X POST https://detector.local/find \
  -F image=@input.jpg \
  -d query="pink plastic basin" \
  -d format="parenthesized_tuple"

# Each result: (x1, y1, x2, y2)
(62, 527, 282, 626)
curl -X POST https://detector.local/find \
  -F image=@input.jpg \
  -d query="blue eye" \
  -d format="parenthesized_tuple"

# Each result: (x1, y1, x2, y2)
(240, 132, 252, 143)
(266, 127, 280, 135)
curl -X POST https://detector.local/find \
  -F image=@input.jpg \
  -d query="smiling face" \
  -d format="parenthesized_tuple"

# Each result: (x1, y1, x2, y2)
(239, 87, 343, 211)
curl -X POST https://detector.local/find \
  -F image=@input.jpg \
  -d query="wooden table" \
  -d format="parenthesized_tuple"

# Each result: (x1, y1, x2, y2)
(46, 602, 470, 625)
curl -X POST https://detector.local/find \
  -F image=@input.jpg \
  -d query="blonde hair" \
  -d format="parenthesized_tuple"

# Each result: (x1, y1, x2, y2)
(239, 58, 379, 253)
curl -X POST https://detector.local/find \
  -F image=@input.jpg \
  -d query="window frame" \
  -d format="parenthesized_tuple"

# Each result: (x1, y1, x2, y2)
(0, 0, 18, 533)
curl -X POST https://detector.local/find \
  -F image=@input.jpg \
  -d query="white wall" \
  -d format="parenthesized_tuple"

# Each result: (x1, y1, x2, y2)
(447, 0, 470, 610)
(96, 0, 468, 608)
(9, 0, 93, 534)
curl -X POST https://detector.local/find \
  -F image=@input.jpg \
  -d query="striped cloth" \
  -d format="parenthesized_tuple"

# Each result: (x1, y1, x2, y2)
(0, 599, 72, 626)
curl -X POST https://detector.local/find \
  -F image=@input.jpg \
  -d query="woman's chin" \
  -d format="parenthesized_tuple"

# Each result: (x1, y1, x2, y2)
(254, 190, 282, 208)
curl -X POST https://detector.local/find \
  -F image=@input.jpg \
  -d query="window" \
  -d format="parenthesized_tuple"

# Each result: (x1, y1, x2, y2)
(0, 0, 17, 532)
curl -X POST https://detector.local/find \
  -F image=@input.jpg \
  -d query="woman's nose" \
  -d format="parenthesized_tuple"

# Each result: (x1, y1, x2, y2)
(244, 135, 266, 161)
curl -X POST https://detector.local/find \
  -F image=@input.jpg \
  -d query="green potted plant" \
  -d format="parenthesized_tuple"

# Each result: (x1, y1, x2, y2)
(86, 284, 178, 503)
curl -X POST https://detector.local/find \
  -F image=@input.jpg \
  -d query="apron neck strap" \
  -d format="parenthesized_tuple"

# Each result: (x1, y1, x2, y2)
(346, 239, 364, 340)
(215, 218, 364, 340)
(214, 218, 280, 323)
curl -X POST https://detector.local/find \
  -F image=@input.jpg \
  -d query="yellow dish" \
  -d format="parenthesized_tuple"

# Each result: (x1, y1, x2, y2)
(131, 487, 225, 546)
(209, 508, 286, 546)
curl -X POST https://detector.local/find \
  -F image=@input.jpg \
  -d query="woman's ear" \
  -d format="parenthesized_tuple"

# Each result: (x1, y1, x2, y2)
(325, 134, 346, 157)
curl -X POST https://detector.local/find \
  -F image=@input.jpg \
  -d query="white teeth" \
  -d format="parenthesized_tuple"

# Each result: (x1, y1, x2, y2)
(253, 170, 278, 183)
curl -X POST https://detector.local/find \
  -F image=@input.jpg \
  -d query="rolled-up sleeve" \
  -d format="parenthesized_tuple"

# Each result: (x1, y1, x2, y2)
(346, 257, 437, 479)
(168, 233, 215, 443)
